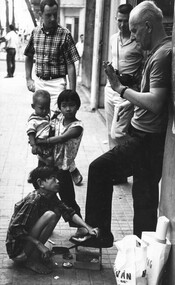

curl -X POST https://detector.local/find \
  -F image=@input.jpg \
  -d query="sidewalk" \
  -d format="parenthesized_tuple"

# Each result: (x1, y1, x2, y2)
(0, 60, 133, 285)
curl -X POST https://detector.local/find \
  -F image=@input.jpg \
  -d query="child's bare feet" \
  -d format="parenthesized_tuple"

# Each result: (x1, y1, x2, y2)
(13, 251, 27, 262)
(24, 260, 53, 274)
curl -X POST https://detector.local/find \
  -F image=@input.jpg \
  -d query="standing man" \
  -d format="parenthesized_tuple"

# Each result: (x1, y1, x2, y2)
(0, 25, 19, 78)
(24, 0, 82, 185)
(71, 1, 172, 247)
(75, 34, 84, 77)
(24, 0, 79, 114)
(104, 4, 143, 152)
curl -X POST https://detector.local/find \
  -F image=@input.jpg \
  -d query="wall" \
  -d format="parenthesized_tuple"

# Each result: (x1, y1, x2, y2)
(81, 0, 96, 89)
(61, 0, 85, 8)
(59, 2, 85, 43)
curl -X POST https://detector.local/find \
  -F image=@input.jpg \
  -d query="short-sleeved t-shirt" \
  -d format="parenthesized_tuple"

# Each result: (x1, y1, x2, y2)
(5, 30, 19, 49)
(131, 37, 172, 133)
(27, 113, 51, 139)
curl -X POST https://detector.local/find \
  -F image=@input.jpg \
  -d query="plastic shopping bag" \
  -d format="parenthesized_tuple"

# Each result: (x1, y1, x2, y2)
(141, 216, 171, 285)
(142, 232, 171, 285)
(113, 235, 148, 285)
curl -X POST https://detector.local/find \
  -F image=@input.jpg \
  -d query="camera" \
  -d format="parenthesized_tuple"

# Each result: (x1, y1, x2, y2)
(115, 69, 135, 87)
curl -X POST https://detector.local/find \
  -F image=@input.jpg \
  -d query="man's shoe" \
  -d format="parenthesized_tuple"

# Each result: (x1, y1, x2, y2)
(70, 226, 99, 243)
(100, 232, 114, 247)
(71, 168, 83, 185)
(80, 232, 113, 248)
(69, 234, 92, 244)
(69, 230, 114, 248)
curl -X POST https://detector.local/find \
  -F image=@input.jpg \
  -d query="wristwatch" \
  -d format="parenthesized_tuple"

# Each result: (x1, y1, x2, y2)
(120, 86, 128, 98)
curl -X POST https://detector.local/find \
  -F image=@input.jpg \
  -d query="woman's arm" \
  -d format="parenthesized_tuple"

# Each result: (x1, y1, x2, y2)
(36, 126, 83, 145)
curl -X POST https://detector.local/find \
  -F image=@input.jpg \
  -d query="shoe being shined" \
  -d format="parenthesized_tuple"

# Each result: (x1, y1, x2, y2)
(70, 229, 114, 248)
(70, 227, 99, 244)
(70, 168, 83, 185)
(70, 234, 93, 244)
(97, 231, 114, 247)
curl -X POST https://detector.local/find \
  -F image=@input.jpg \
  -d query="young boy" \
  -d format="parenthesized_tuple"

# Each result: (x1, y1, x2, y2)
(27, 90, 54, 165)
(6, 166, 98, 274)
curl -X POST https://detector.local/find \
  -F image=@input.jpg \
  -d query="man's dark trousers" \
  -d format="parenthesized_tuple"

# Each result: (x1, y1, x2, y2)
(85, 125, 166, 238)
(6, 47, 16, 77)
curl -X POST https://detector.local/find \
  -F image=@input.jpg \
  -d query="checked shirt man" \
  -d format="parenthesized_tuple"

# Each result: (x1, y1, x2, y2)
(24, 0, 80, 114)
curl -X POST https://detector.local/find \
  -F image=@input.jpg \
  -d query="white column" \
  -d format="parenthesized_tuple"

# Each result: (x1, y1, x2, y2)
(90, 0, 105, 110)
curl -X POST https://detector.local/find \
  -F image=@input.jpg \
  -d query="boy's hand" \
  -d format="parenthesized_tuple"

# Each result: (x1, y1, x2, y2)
(88, 227, 99, 237)
(37, 242, 52, 261)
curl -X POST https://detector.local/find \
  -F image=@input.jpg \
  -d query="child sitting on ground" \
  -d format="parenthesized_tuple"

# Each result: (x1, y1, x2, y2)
(36, 89, 83, 224)
(27, 90, 54, 166)
(6, 166, 98, 274)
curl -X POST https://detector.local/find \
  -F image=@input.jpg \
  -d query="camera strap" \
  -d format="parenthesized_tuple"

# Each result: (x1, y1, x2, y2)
(116, 35, 120, 71)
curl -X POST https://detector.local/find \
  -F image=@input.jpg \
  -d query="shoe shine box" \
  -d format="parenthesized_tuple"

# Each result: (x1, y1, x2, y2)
(74, 246, 102, 270)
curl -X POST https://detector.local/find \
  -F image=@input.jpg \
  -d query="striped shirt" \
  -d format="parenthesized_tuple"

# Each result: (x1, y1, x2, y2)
(24, 24, 80, 78)
(27, 113, 51, 139)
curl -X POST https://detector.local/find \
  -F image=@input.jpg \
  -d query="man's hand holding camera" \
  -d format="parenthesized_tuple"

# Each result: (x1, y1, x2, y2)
(103, 61, 124, 94)
(103, 61, 134, 122)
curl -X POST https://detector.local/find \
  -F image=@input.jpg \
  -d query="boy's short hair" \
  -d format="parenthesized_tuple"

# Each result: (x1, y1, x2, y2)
(40, 0, 58, 13)
(33, 89, 50, 104)
(28, 166, 57, 189)
(57, 89, 81, 109)
(117, 4, 133, 14)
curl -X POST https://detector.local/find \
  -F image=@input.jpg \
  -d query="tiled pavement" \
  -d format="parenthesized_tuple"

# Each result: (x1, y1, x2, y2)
(0, 60, 133, 285)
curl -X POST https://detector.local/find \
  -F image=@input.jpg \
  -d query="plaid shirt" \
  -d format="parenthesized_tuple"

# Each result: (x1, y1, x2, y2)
(24, 24, 80, 78)
(6, 190, 75, 258)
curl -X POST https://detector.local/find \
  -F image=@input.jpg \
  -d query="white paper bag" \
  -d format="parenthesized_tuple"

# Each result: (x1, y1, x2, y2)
(114, 235, 147, 285)
(142, 231, 171, 285)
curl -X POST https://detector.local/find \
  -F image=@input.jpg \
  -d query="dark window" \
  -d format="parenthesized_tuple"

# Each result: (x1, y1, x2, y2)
(74, 17, 79, 43)
(66, 24, 72, 34)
